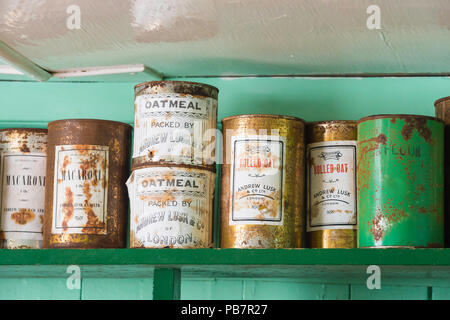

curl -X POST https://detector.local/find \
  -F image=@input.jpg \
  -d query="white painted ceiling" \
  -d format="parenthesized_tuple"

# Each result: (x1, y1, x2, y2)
(0, 0, 449, 80)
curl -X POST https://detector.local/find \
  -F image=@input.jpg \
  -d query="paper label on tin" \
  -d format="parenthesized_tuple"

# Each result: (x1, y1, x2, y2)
(307, 140, 357, 231)
(0, 153, 46, 241)
(51, 145, 109, 235)
(229, 135, 285, 226)
(133, 93, 217, 164)
(127, 167, 213, 248)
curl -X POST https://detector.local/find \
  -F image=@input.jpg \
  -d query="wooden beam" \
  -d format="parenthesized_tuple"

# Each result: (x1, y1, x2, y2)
(52, 64, 163, 79)
(153, 268, 181, 300)
(0, 40, 52, 81)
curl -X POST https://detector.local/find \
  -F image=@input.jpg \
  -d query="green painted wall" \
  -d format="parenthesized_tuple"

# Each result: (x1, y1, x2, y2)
(0, 76, 449, 300)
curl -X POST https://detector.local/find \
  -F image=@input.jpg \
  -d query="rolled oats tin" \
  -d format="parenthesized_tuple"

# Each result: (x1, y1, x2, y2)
(306, 121, 357, 248)
(220, 114, 305, 248)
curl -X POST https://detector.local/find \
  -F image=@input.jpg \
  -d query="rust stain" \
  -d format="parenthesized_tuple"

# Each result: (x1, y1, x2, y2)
(61, 187, 74, 232)
(81, 182, 105, 234)
(401, 117, 432, 143)
(61, 155, 71, 171)
(369, 211, 385, 242)
(130, 230, 144, 248)
(112, 139, 120, 161)
(10, 208, 35, 225)
(19, 143, 30, 153)
(357, 133, 388, 190)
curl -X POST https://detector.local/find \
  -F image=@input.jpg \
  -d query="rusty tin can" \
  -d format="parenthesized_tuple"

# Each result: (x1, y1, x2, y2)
(306, 121, 357, 248)
(357, 114, 444, 248)
(0, 128, 47, 249)
(133, 81, 218, 168)
(434, 96, 450, 124)
(43, 119, 132, 248)
(434, 96, 450, 246)
(126, 164, 215, 248)
(220, 114, 305, 248)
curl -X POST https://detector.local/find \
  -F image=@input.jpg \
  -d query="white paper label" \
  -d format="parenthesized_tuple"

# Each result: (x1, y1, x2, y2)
(133, 93, 217, 163)
(229, 135, 285, 226)
(307, 140, 357, 231)
(52, 145, 109, 235)
(0, 153, 46, 241)
(127, 167, 214, 248)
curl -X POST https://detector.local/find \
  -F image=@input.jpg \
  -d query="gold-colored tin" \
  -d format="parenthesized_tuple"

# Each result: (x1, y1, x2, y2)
(306, 121, 357, 248)
(0, 128, 47, 249)
(127, 163, 215, 248)
(43, 119, 132, 248)
(220, 114, 305, 248)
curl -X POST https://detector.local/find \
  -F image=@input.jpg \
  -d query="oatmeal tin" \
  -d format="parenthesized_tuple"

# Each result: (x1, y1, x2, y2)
(133, 81, 218, 167)
(127, 164, 215, 248)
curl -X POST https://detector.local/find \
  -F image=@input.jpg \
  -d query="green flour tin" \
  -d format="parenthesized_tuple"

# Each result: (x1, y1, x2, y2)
(357, 114, 444, 248)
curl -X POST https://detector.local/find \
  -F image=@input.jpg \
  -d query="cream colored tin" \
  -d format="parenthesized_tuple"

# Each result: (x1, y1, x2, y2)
(133, 81, 218, 167)
(127, 164, 215, 248)
(0, 128, 47, 249)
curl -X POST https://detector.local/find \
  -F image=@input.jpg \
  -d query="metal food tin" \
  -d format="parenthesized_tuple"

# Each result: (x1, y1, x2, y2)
(43, 119, 132, 248)
(434, 96, 450, 246)
(127, 164, 215, 248)
(306, 121, 357, 248)
(357, 114, 444, 248)
(434, 96, 450, 124)
(133, 81, 218, 167)
(220, 114, 305, 248)
(0, 128, 47, 249)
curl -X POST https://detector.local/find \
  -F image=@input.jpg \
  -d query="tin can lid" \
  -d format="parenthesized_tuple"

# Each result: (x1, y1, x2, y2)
(357, 114, 444, 124)
(134, 81, 219, 98)
(131, 162, 216, 173)
(306, 120, 356, 127)
(0, 128, 47, 133)
(434, 96, 450, 106)
(221, 114, 305, 123)
(48, 118, 133, 129)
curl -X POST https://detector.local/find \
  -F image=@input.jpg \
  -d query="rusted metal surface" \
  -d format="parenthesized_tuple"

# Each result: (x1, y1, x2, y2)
(434, 96, 450, 247)
(306, 121, 357, 248)
(0, 128, 47, 249)
(133, 81, 218, 168)
(127, 163, 215, 248)
(434, 96, 450, 124)
(357, 114, 444, 248)
(220, 114, 305, 248)
(43, 119, 132, 248)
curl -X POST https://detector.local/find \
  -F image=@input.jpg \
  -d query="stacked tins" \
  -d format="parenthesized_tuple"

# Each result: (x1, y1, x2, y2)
(127, 81, 218, 248)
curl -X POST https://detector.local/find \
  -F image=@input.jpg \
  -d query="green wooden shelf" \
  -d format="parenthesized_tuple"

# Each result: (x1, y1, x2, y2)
(2, 248, 450, 266)
(1, 248, 450, 291)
